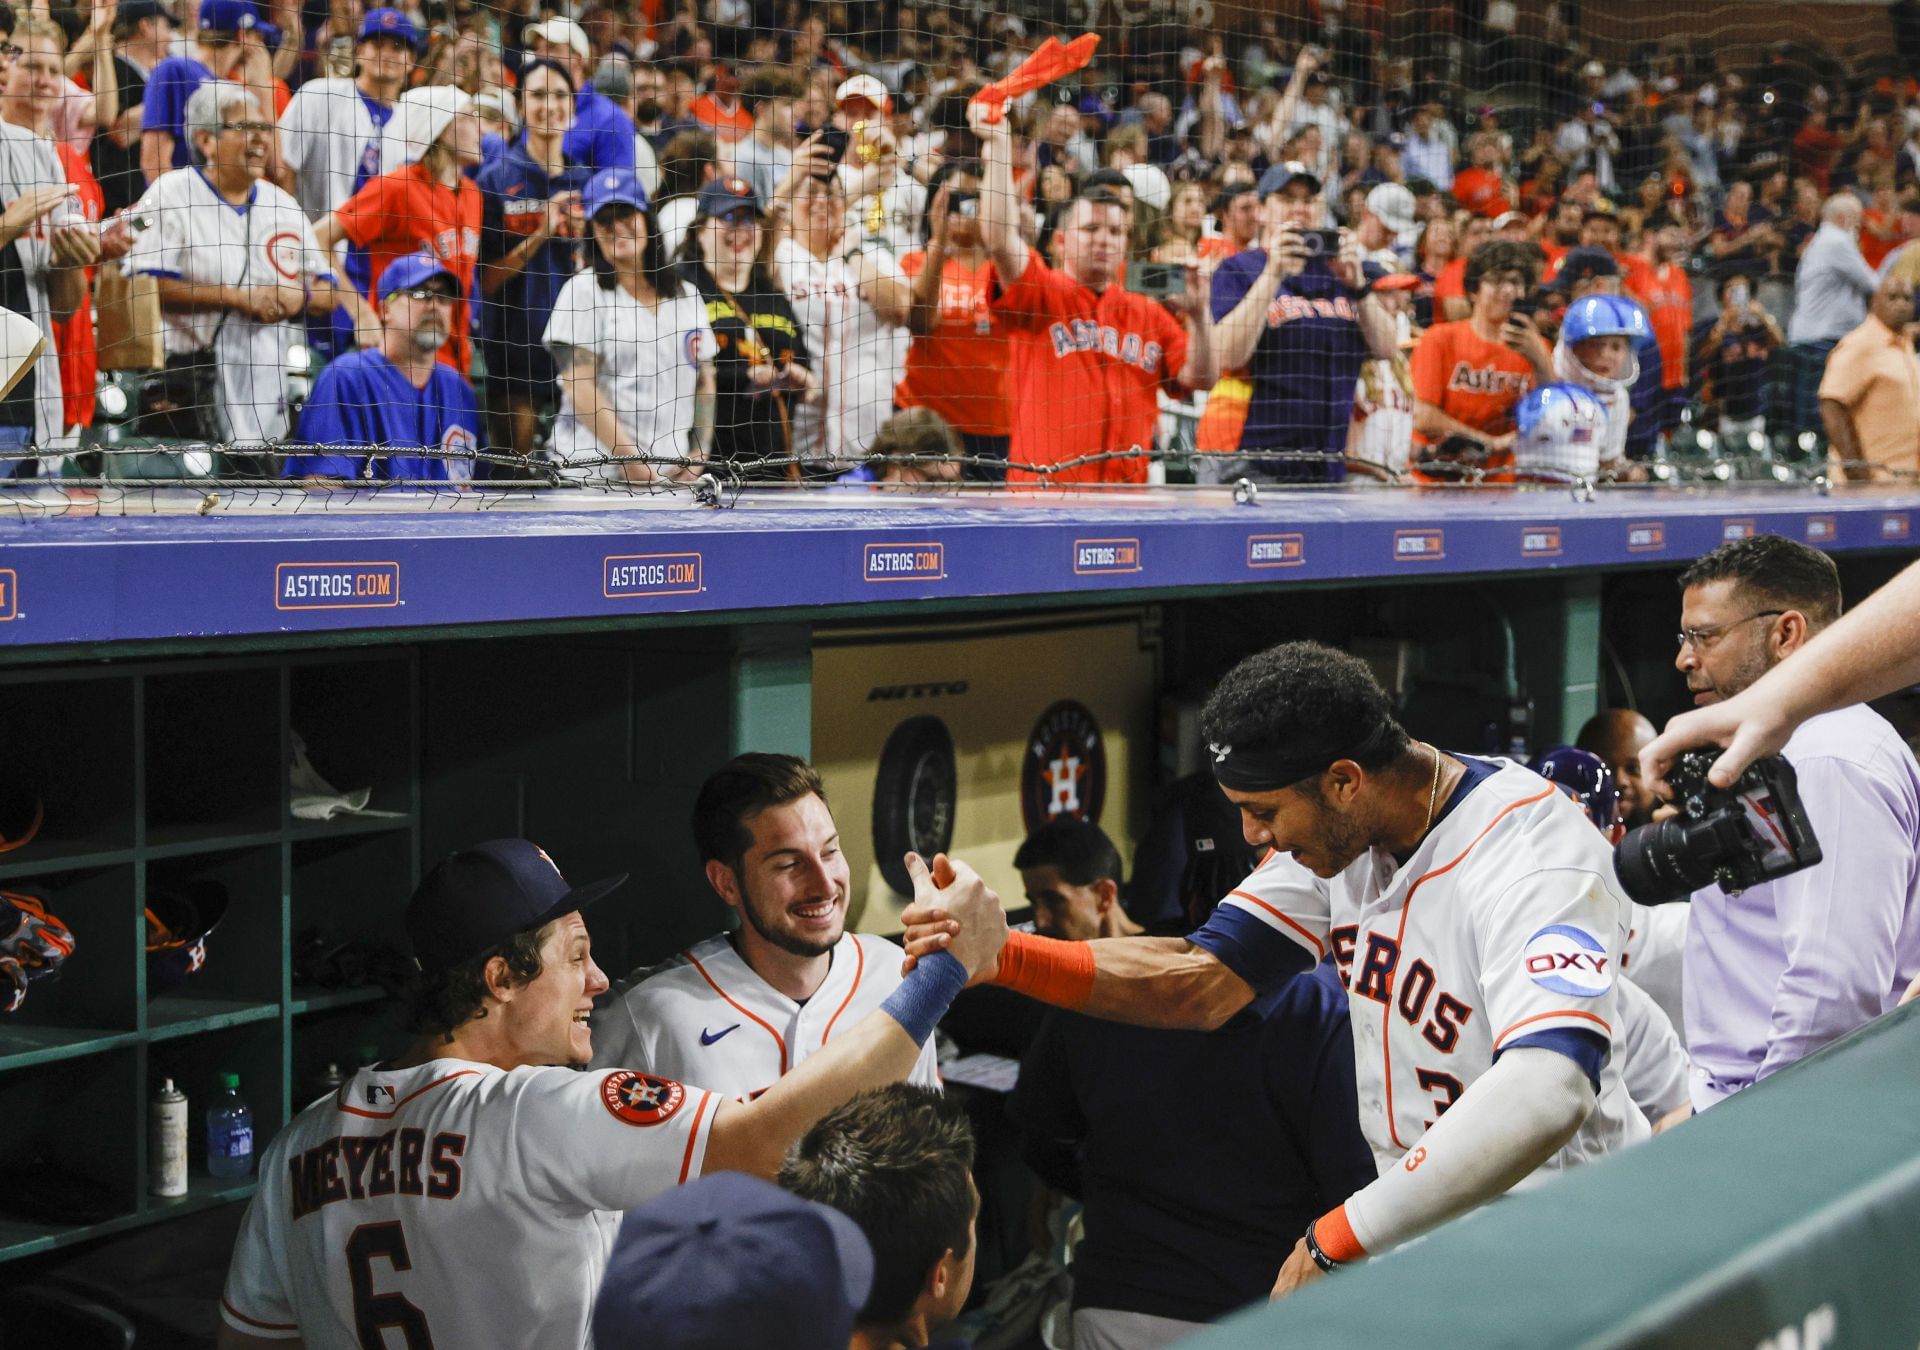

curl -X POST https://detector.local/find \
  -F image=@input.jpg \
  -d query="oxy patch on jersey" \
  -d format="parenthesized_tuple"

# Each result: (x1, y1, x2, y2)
(1522, 924, 1611, 997)
(600, 1072, 686, 1127)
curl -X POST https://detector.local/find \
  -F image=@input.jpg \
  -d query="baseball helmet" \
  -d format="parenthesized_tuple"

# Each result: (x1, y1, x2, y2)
(1560, 293, 1640, 345)
(1527, 746, 1619, 833)
(145, 881, 229, 997)
(1513, 381, 1605, 479)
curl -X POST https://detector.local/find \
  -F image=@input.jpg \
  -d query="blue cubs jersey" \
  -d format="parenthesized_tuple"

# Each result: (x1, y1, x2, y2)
(284, 349, 481, 481)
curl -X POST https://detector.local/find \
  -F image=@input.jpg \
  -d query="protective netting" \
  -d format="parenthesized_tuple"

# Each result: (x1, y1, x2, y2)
(0, 0, 1914, 497)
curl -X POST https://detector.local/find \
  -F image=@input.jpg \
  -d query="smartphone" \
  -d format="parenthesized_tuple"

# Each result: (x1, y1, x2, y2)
(815, 128, 851, 176)
(1509, 294, 1540, 319)
(951, 194, 979, 219)
(1128, 261, 1183, 298)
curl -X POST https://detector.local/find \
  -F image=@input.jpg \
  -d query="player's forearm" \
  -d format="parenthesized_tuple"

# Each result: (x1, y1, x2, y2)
(991, 932, 1256, 1030)
(1413, 400, 1494, 448)
(1329, 1049, 1592, 1260)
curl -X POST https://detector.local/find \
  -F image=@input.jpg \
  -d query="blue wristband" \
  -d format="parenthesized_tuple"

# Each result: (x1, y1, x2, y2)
(878, 950, 967, 1046)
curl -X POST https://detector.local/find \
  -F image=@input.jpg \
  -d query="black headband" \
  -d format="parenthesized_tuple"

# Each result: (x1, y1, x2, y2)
(1208, 722, 1400, 793)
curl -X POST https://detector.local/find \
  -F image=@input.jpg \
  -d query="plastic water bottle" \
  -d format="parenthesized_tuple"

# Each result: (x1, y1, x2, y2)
(206, 1072, 254, 1179)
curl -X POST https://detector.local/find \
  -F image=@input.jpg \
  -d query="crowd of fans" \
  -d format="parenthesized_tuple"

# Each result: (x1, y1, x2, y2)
(0, 0, 1916, 483)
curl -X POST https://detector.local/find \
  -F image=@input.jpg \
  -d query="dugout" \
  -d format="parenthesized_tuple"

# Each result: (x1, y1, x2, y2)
(0, 483, 1917, 1343)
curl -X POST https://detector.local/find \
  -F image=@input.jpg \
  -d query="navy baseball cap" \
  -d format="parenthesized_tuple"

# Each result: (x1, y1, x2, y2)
(358, 7, 419, 47)
(376, 250, 457, 302)
(1555, 245, 1619, 290)
(197, 0, 260, 33)
(584, 167, 649, 219)
(405, 839, 626, 974)
(593, 1173, 874, 1350)
(1256, 160, 1322, 198)
(116, 0, 178, 27)
(695, 175, 762, 219)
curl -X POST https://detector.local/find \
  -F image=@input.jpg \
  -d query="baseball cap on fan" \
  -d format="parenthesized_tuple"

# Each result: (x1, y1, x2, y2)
(584, 167, 650, 219)
(404, 839, 626, 974)
(525, 16, 591, 63)
(593, 1173, 875, 1350)
(377, 250, 457, 302)
(835, 73, 891, 112)
(1365, 182, 1418, 242)
(1256, 160, 1322, 198)
(357, 6, 420, 47)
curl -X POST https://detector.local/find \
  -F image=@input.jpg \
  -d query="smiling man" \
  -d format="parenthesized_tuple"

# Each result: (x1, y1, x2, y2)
(905, 641, 1647, 1298)
(218, 837, 1004, 1349)
(1672, 536, 1920, 1111)
(594, 754, 941, 1093)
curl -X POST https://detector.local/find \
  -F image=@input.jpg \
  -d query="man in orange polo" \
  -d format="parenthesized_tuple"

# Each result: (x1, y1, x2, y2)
(1820, 272, 1920, 480)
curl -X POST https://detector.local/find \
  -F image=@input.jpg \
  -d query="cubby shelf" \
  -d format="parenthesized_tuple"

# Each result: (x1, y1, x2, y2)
(0, 651, 421, 1262)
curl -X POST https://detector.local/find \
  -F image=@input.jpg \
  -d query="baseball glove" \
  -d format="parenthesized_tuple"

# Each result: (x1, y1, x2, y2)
(0, 887, 75, 1012)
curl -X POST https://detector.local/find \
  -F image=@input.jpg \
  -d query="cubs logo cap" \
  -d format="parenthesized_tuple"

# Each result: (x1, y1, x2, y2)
(357, 7, 419, 47)
(584, 167, 649, 219)
(377, 250, 457, 302)
(197, 0, 260, 32)
(405, 839, 626, 974)
(695, 175, 762, 219)
(592, 1172, 874, 1350)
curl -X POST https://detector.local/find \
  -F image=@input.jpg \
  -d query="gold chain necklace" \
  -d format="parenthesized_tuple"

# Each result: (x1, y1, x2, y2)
(1419, 742, 1442, 841)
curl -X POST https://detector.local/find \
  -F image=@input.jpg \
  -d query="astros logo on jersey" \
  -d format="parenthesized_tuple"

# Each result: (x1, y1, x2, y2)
(600, 1072, 686, 1126)
(1522, 924, 1611, 997)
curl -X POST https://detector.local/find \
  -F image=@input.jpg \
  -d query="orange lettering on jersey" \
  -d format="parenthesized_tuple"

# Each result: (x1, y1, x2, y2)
(1403, 1145, 1428, 1172)
(600, 1071, 686, 1127)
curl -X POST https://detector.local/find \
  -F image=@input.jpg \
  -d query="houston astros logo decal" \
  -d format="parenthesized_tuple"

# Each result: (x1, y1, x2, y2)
(600, 1072, 685, 1126)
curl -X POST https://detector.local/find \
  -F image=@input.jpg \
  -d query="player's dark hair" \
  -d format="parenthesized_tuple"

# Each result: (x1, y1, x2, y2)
(778, 1085, 977, 1328)
(587, 202, 684, 297)
(0, 4, 15, 41)
(1201, 641, 1409, 782)
(1677, 536, 1842, 629)
(402, 921, 550, 1042)
(691, 753, 829, 874)
(1013, 817, 1123, 888)
(1463, 239, 1539, 297)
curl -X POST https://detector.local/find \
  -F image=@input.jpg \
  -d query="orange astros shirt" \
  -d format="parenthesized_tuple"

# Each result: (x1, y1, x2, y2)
(991, 255, 1189, 483)
(1410, 319, 1534, 448)
(334, 161, 483, 379)
(895, 251, 1010, 436)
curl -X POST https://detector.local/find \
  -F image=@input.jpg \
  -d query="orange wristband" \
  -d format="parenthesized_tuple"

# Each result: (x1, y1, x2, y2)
(992, 931, 1097, 1009)
(1313, 1204, 1367, 1263)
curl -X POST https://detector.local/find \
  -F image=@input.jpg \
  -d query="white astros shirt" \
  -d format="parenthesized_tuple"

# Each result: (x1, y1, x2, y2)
(219, 1058, 718, 1348)
(775, 236, 908, 462)
(1218, 758, 1648, 1180)
(593, 930, 941, 1094)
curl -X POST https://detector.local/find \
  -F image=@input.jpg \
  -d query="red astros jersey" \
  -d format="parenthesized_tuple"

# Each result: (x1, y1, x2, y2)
(1197, 757, 1647, 1179)
(991, 255, 1189, 484)
(592, 931, 940, 1095)
(219, 1058, 718, 1347)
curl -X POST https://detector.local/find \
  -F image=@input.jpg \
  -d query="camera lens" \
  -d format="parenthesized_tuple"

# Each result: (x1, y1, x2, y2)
(1613, 816, 1718, 905)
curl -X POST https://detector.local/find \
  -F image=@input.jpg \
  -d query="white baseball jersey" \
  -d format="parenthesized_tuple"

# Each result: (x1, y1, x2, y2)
(123, 168, 336, 444)
(543, 271, 716, 478)
(1614, 974, 1690, 1125)
(776, 236, 908, 461)
(1197, 756, 1647, 1179)
(592, 930, 940, 1095)
(1621, 898, 1688, 1036)
(278, 78, 390, 222)
(220, 1057, 718, 1347)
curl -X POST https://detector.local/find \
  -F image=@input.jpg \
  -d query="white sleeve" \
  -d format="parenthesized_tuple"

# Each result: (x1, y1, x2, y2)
(1344, 1047, 1595, 1255)
(510, 1066, 719, 1212)
(543, 273, 596, 356)
(1615, 977, 1691, 1125)
(688, 299, 717, 364)
(1476, 863, 1626, 1067)
(122, 174, 185, 279)
(277, 86, 316, 176)
(219, 1182, 302, 1339)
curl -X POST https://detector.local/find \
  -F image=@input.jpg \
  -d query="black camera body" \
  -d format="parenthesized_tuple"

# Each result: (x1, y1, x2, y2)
(1613, 751, 1823, 906)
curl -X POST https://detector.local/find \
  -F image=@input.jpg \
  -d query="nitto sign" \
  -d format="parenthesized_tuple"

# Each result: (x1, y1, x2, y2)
(603, 552, 703, 597)
(863, 542, 945, 582)
(275, 562, 401, 611)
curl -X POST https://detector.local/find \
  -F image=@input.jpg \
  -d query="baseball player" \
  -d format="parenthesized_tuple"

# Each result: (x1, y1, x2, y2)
(970, 100, 1216, 484)
(216, 839, 1005, 1350)
(906, 641, 1646, 1296)
(594, 754, 939, 1094)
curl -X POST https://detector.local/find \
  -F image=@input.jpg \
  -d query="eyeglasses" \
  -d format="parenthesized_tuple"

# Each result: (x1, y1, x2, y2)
(394, 287, 456, 304)
(1676, 610, 1783, 652)
(219, 121, 275, 134)
(0, 43, 23, 63)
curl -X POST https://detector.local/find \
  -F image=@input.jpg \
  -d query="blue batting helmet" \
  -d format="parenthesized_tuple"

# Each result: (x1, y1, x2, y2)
(1527, 746, 1619, 833)
(1560, 293, 1639, 345)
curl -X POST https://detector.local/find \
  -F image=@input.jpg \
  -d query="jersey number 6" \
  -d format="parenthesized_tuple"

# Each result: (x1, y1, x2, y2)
(347, 1221, 436, 1349)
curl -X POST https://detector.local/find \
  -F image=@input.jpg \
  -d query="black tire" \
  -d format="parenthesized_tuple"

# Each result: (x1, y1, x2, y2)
(872, 715, 958, 898)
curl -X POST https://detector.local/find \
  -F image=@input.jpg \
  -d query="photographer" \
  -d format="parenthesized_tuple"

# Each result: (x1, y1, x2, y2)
(1203, 161, 1396, 484)
(1669, 537, 1920, 1113)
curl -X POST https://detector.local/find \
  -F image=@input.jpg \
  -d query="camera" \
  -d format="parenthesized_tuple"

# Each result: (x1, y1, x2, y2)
(1297, 228, 1341, 258)
(1612, 751, 1822, 905)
